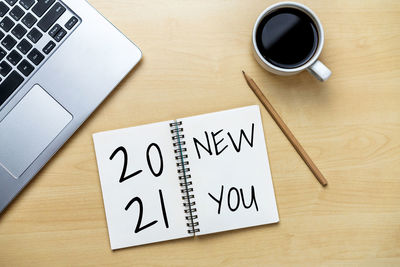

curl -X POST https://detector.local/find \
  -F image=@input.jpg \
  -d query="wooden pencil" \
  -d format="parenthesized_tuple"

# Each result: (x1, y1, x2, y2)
(242, 71, 328, 186)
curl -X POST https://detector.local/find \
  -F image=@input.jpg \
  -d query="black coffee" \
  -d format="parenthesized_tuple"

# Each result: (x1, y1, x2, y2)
(256, 8, 318, 69)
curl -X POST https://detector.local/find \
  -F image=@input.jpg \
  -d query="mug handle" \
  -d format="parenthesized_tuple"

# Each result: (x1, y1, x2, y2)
(307, 60, 332, 82)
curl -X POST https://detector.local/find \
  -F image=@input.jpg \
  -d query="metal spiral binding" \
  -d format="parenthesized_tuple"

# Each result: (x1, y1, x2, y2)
(170, 120, 200, 235)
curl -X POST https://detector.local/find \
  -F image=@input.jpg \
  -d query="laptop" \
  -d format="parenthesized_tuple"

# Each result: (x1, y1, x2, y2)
(0, 0, 142, 213)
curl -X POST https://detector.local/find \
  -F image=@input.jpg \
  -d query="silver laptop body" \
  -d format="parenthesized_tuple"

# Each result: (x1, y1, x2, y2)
(0, 0, 142, 213)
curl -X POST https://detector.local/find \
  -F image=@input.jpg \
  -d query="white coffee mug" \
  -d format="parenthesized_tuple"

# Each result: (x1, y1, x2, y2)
(252, 2, 331, 81)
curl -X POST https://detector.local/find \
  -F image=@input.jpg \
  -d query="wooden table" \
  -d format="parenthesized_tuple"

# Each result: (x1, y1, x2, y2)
(1, 0, 399, 265)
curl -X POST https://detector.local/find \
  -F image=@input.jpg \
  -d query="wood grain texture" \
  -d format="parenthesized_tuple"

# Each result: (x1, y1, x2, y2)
(0, 0, 399, 266)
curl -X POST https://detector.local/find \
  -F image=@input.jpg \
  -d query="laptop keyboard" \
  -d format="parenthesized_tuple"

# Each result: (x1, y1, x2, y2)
(0, 0, 79, 107)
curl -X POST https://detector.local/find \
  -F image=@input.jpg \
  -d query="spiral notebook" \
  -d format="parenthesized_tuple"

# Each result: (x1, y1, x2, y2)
(93, 105, 279, 250)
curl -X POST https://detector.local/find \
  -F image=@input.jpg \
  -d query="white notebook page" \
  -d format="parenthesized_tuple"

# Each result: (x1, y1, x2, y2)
(179, 105, 279, 235)
(93, 122, 189, 249)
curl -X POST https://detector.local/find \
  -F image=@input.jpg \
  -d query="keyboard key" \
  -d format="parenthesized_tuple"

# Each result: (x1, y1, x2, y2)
(0, 2, 10, 17)
(10, 5, 25, 21)
(0, 61, 12, 76)
(27, 27, 42, 43)
(27, 48, 44, 65)
(53, 27, 65, 42)
(0, 30, 4, 40)
(5, 0, 18, 6)
(1, 34, 17, 50)
(0, 17, 15, 32)
(42, 40, 55, 54)
(7, 49, 22, 65)
(37, 3, 65, 32)
(0, 48, 6, 60)
(17, 59, 34, 76)
(17, 38, 32, 54)
(32, 0, 54, 17)
(65, 16, 78, 30)
(19, 0, 35, 10)
(11, 24, 27, 39)
(0, 70, 24, 106)
(21, 13, 37, 28)
(48, 23, 60, 37)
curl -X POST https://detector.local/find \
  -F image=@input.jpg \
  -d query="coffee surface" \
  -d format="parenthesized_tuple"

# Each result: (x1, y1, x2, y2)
(256, 8, 318, 69)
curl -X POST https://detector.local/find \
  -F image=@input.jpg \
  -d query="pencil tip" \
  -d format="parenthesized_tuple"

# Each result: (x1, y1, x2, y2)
(242, 70, 245, 74)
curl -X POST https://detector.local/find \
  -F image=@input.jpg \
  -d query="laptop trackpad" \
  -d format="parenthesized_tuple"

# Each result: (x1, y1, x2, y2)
(0, 85, 72, 178)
